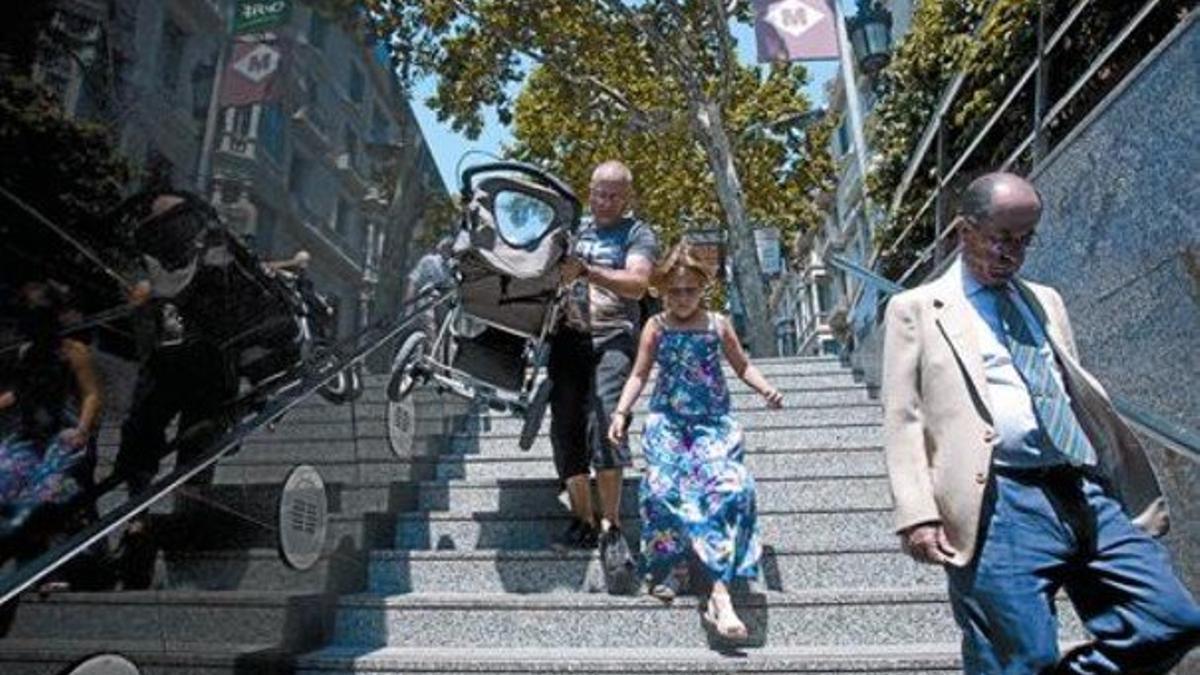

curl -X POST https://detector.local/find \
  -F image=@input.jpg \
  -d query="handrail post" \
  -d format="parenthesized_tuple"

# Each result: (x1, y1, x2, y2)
(1033, 0, 1050, 163)
(933, 120, 948, 267)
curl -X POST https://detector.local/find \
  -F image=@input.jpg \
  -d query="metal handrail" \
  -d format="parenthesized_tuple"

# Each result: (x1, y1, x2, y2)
(0, 291, 453, 606)
(824, 253, 1200, 463)
(876, 0, 1172, 283)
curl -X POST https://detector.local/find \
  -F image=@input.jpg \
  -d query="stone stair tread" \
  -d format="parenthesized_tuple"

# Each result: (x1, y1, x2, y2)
(367, 543, 907, 561)
(336, 586, 949, 608)
(298, 643, 962, 671)
(15, 588, 333, 605)
(0, 636, 291, 658)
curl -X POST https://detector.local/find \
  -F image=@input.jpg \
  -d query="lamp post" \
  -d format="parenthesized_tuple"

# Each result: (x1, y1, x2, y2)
(847, 0, 894, 76)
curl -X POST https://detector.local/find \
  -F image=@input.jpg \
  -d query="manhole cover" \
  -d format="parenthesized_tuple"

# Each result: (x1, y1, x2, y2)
(63, 653, 140, 675)
(387, 396, 416, 458)
(277, 465, 327, 571)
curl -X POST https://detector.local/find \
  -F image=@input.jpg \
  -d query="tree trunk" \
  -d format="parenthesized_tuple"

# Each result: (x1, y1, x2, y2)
(689, 98, 778, 357)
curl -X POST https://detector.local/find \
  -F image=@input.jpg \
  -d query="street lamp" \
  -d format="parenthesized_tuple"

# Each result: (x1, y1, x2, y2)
(847, 0, 893, 76)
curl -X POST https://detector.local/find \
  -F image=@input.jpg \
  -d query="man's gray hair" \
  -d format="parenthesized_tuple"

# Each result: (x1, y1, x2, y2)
(958, 172, 1043, 223)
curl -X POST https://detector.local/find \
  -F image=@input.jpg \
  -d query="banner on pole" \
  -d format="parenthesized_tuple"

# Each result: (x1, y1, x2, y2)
(754, 227, 783, 277)
(219, 40, 286, 107)
(234, 0, 292, 35)
(753, 0, 840, 63)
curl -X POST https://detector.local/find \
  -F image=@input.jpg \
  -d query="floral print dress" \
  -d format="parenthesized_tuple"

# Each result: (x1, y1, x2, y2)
(639, 313, 761, 583)
(0, 344, 87, 536)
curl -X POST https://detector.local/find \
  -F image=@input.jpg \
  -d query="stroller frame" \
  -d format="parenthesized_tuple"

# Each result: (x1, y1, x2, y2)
(388, 161, 581, 449)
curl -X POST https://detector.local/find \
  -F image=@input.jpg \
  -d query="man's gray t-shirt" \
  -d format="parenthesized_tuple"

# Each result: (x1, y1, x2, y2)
(562, 216, 659, 340)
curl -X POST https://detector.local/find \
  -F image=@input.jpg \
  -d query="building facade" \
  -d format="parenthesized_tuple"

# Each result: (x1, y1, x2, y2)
(34, 0, 446, 342)
(777, 0, 915, 356)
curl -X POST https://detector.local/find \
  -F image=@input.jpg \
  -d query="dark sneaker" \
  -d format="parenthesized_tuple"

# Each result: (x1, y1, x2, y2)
(599, 526, 637, 595)
(553, 519, 598, 551)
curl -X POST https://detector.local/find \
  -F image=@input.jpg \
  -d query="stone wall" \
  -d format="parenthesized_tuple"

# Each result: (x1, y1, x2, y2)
(1022, 15, 1199, 589)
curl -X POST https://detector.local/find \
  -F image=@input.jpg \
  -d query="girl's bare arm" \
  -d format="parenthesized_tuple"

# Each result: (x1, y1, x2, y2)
(63, 339, 102, 436)
(614, 317, 661, 415)
(717, 315, 782, 406)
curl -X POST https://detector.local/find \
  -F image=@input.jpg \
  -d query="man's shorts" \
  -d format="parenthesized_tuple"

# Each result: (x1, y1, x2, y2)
(548, 327, 635, 480)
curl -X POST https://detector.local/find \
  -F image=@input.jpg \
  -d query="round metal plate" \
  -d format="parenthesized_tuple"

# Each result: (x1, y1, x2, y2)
(277, 465, 327, 571)
(63, 653, 140, 675)
(387, 396, 416, 459)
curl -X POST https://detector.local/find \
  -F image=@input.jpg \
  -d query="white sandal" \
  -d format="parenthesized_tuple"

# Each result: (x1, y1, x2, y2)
(702, 594, 748, 640)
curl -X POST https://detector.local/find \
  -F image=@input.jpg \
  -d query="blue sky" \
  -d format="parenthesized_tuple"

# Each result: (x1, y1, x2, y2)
(408, 16, 842, 190)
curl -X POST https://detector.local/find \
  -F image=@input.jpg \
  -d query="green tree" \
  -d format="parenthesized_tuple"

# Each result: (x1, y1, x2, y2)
(363, 0, 833, 356)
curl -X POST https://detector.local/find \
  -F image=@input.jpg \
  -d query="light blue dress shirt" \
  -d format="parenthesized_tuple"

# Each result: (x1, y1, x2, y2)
(957, 259, 1073, 468)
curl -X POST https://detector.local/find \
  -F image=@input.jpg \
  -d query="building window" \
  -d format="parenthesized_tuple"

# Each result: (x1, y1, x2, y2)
(370, 107, 389, 144)
(343, 125, 359, 169)
(333, 197, 352, 235)
(308, 12, 328, 50)
(289, 155, 312, 207)
(232, 106, 253, 138)
(349, 64, 364, 103)
(836, 118, 852, 157)
(815, 276, 834, 317)
(160, 20, 186, 94)
(259, 102, 285, 160)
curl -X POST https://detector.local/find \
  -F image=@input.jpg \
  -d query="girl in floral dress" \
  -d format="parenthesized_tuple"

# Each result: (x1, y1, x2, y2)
(608, 243, 782, 640)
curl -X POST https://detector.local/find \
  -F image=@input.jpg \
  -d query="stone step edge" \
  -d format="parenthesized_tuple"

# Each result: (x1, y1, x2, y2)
(366, 545, 906, 561)
(386, 506, 890, 522)
(334, 586, 948, 609)
(0, 638, 293, 663)
(14, 589, 337, 606)
(297, 643, 961, 671)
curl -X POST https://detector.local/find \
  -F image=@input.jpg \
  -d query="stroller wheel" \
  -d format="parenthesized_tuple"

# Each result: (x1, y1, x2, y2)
(318, 370, 353, 404)
(346, 364, 365, 402)
(519, 378, 552, 451)
(388, 332, 428, 403)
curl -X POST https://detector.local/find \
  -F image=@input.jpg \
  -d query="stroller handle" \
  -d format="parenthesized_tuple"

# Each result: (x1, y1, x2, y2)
(460, 161, 582, 226)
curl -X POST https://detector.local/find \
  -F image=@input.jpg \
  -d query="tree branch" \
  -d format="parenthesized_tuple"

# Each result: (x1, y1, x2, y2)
(706, 0, 738, 110)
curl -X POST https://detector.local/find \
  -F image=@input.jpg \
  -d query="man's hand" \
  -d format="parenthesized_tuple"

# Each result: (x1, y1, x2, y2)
(0, 391, 14, 410)
(900, 522, 957, 565)
(128, 280, 152, 307)
(606, 411, 630, 447)
(560, 257, 588, 284)
(59, 427, 89, 449)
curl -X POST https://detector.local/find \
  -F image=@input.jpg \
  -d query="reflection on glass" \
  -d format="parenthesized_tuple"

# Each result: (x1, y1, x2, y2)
(494, 190, 556, 248)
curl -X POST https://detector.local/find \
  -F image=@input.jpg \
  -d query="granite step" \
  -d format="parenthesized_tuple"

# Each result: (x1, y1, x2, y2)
(428, 405, 883, 437)
(154, 548, 366, 594)
(430, 447, 886, 482)
(353, 371, 865, 405)
(295, 644, 963, 674)
(287, 386, 877, 425)
(390, 509, 894, 552)
(0, 590, 336, 646)
(323, 589, 1085, 649)
(366, 546, 942, 594)
(406, 475, 893, 514)
(0, 638, 296, 675)
(455, 425, 883, 459)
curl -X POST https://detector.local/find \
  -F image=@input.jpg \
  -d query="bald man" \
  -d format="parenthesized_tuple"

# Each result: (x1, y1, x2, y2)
(550, 160, 658, 593)
(882, 172, 1200, 672)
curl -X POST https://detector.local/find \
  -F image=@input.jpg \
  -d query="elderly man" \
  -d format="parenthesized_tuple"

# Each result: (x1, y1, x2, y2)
(551, 160, 658, 593)
(882, 172, 1200, 672)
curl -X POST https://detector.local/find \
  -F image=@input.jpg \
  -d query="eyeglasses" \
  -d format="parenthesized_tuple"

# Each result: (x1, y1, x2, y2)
(666, 287, 702, 298)
(965, 219, 1038, 251)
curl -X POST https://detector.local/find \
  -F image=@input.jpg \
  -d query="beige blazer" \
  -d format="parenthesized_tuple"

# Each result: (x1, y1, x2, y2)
(881, 263, 1169, 566)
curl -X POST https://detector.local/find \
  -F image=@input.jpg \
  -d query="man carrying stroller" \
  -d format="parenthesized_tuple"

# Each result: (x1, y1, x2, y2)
(113, 194, 239, 589)
(551, 160, 658, 594)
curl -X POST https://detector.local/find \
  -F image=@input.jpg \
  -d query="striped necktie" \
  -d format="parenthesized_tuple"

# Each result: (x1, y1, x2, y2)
(992, 287, 1097, 467)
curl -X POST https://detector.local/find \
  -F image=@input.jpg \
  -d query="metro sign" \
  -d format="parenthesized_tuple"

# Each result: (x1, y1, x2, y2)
(232, 43, 281, 83)
(765, 0, 827, 39)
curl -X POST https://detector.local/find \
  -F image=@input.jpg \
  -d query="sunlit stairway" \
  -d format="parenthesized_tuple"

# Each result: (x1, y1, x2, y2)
(293, 356, 1014, 673)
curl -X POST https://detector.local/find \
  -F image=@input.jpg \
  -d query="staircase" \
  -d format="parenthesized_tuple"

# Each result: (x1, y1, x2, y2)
(0, 355, 1100, 673)
(291, 356, 975, 673)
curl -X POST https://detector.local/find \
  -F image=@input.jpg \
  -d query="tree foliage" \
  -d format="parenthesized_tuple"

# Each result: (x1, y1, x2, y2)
(0, 68, 132, 307)
(867, 0, 1195, 280)
(361, 0, 837, 355)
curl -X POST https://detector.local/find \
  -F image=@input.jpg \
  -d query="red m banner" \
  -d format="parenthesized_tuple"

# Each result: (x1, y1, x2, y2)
(753, 0, 841, 63)
(219, 39, 287, 107)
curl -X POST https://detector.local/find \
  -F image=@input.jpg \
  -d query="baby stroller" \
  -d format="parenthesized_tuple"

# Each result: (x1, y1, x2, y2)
(386, 162, 580, 449)
(110, 190, 362, 408)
